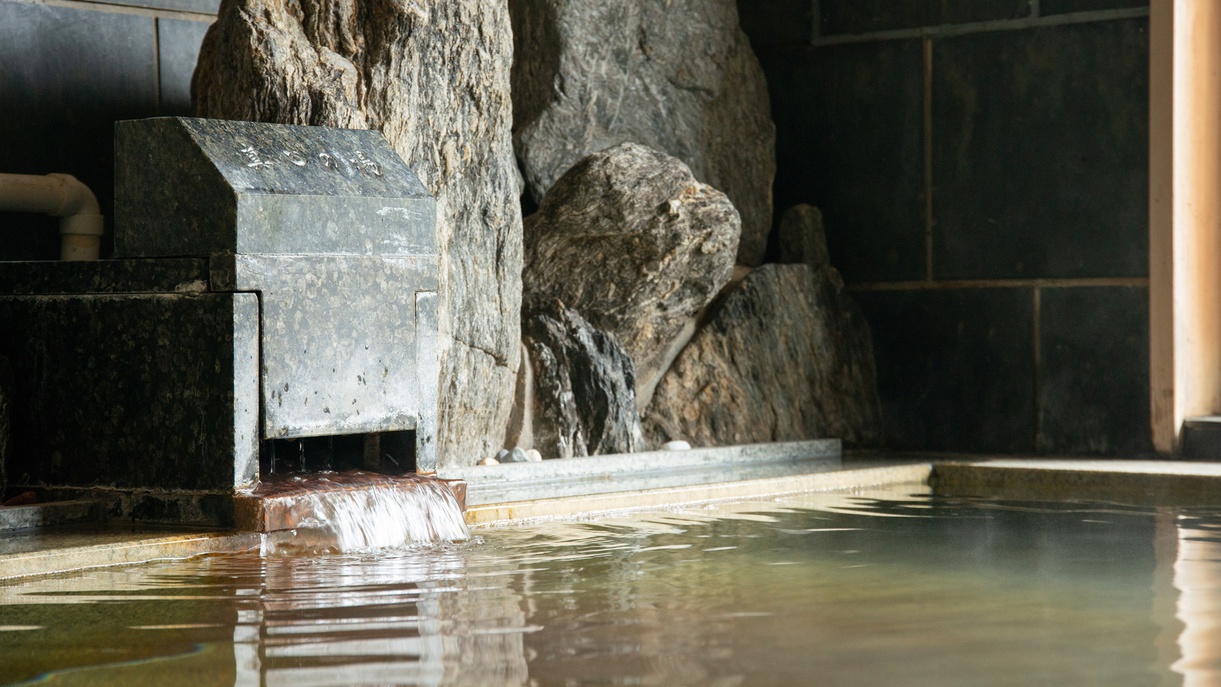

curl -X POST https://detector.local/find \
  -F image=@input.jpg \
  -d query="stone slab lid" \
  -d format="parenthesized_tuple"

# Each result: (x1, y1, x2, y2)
(114, 117, 436, 258)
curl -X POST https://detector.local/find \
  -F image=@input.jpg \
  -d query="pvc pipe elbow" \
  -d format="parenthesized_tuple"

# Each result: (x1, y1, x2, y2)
(59, 213, 104, 261)
(0, 173, 104, 260)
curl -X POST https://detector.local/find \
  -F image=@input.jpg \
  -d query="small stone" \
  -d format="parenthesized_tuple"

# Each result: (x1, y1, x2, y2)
(479, 456, 500, 466)
(526, 449, 543, 462)
(496, 448, 511, 463)
(662, 440, 691, 451)
(506, 447, 530, 463)
(777, 204, 831, 270)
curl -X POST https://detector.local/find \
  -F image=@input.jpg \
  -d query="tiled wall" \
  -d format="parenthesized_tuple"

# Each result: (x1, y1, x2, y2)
(742, 0, 1152, 455)
(0, 0, 215, 260)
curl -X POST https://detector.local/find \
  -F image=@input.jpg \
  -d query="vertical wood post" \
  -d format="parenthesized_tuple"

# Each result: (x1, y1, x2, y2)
(1149, 0, 1221, 453)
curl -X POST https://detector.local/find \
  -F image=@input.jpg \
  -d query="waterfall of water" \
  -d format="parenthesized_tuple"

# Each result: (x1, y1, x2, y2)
(258, 473, 470, 555)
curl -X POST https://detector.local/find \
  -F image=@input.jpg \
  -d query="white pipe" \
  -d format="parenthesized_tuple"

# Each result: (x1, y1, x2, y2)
(0, 173, 104, 260)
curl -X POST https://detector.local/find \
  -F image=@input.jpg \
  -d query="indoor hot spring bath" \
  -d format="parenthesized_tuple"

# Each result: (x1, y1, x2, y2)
(3, 476, 1220, 686)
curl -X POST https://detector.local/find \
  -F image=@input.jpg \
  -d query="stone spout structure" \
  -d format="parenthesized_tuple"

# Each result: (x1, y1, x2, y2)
(193, 0, 522, 466)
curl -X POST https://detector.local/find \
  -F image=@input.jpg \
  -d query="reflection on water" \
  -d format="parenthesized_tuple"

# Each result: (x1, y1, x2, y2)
(3, 486, 1221, 685)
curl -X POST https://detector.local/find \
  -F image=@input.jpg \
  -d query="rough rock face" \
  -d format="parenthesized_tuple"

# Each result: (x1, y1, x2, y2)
(193, 0, 522, 466)
(643, 264, 881, 447)
(522, 143, 739, 402)
(778, 204, 831, 269)
(510, 0, 775, 265)
(523, 299, 642, 459)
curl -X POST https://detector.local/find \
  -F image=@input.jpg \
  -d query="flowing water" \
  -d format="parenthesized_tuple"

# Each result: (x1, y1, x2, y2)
(2, 484, 1221, 686)
(251, 473, 470, 554)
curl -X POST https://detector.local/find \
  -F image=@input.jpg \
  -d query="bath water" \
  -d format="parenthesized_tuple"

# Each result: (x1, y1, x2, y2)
(1, 484, 1218, 686)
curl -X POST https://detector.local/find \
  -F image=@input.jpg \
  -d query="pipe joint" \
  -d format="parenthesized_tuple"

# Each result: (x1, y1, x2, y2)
(0, 173, 103, 260)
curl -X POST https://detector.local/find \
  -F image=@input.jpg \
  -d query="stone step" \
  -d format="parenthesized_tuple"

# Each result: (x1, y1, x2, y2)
(0, 499, 103, 533)
(1181, 417, 1221, 461)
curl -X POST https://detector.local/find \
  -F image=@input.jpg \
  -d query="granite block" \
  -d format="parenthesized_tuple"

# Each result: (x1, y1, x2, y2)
(0, 258, 209, 295)
(1040, 0, 1147, 15)
(819, 0, 1030, 35)
(210, 254, 438, 444)
(0, 1, 158, 260)
(931, 19, 1149, 279)
(761, 40, 925, 282)
(115, 117, 436, 257)
(1039, 286, 1152, 455)
(736, 0, 812, 46)
(158, 19, 213, 116)
(0, 292, 258, 492)
(854, 287, 1037, 453)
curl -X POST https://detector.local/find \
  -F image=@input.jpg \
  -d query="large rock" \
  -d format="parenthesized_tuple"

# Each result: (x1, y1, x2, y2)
(522, 143, 739, 404)
(510, 0, 775, 266)
(193, 0, 522, 466)
(522, 299, 642, 459)
(643, 263, 881, 447)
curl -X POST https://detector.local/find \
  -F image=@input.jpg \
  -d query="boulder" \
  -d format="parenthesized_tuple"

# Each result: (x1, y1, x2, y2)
(193, 0, 522, 466)
(522, 143, 739, 404)
(643, 263, 881, 447)
(523, 298, 643, 459)
(509, 0, 775, 265)
(777, 204, 831, 270)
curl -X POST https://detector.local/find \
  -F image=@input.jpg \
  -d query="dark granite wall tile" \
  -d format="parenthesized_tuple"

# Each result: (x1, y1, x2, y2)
(854, 287, 1037, 453)
(737, 0, 811, 46)
(819, 0, 1030, 35)
(760, 40, 925, 283)
(1039, 286, 1152, 455)
(1041, 0, 1148, 15)
(931, 19, 1149, 280)
(0, 1, 157, 260)
(158, 18, 213, 116)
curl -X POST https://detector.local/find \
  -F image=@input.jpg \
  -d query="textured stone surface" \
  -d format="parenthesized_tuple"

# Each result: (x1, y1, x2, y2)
(0, 293, 259, 491)
(510, 0, 775, 265)
(643, 264, 880, 447)
(0, 258, 208, 295)
(212, 255, 439, 456)
(523, 144, 740, 400)
(193, 1, 521, 467)
(115, 118, 436, 257)
(523, 299, 642, 459)
(777, 204, 830, 269)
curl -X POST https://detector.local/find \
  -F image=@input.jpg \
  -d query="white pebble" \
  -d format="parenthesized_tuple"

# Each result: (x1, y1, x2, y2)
(662, 440, 691, 451)
(479, 456, 499, 466)
(526, 449, 542, 462)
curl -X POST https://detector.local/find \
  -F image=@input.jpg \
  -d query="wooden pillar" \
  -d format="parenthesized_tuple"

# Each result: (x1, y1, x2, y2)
(1149, 0, 1221, 454)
